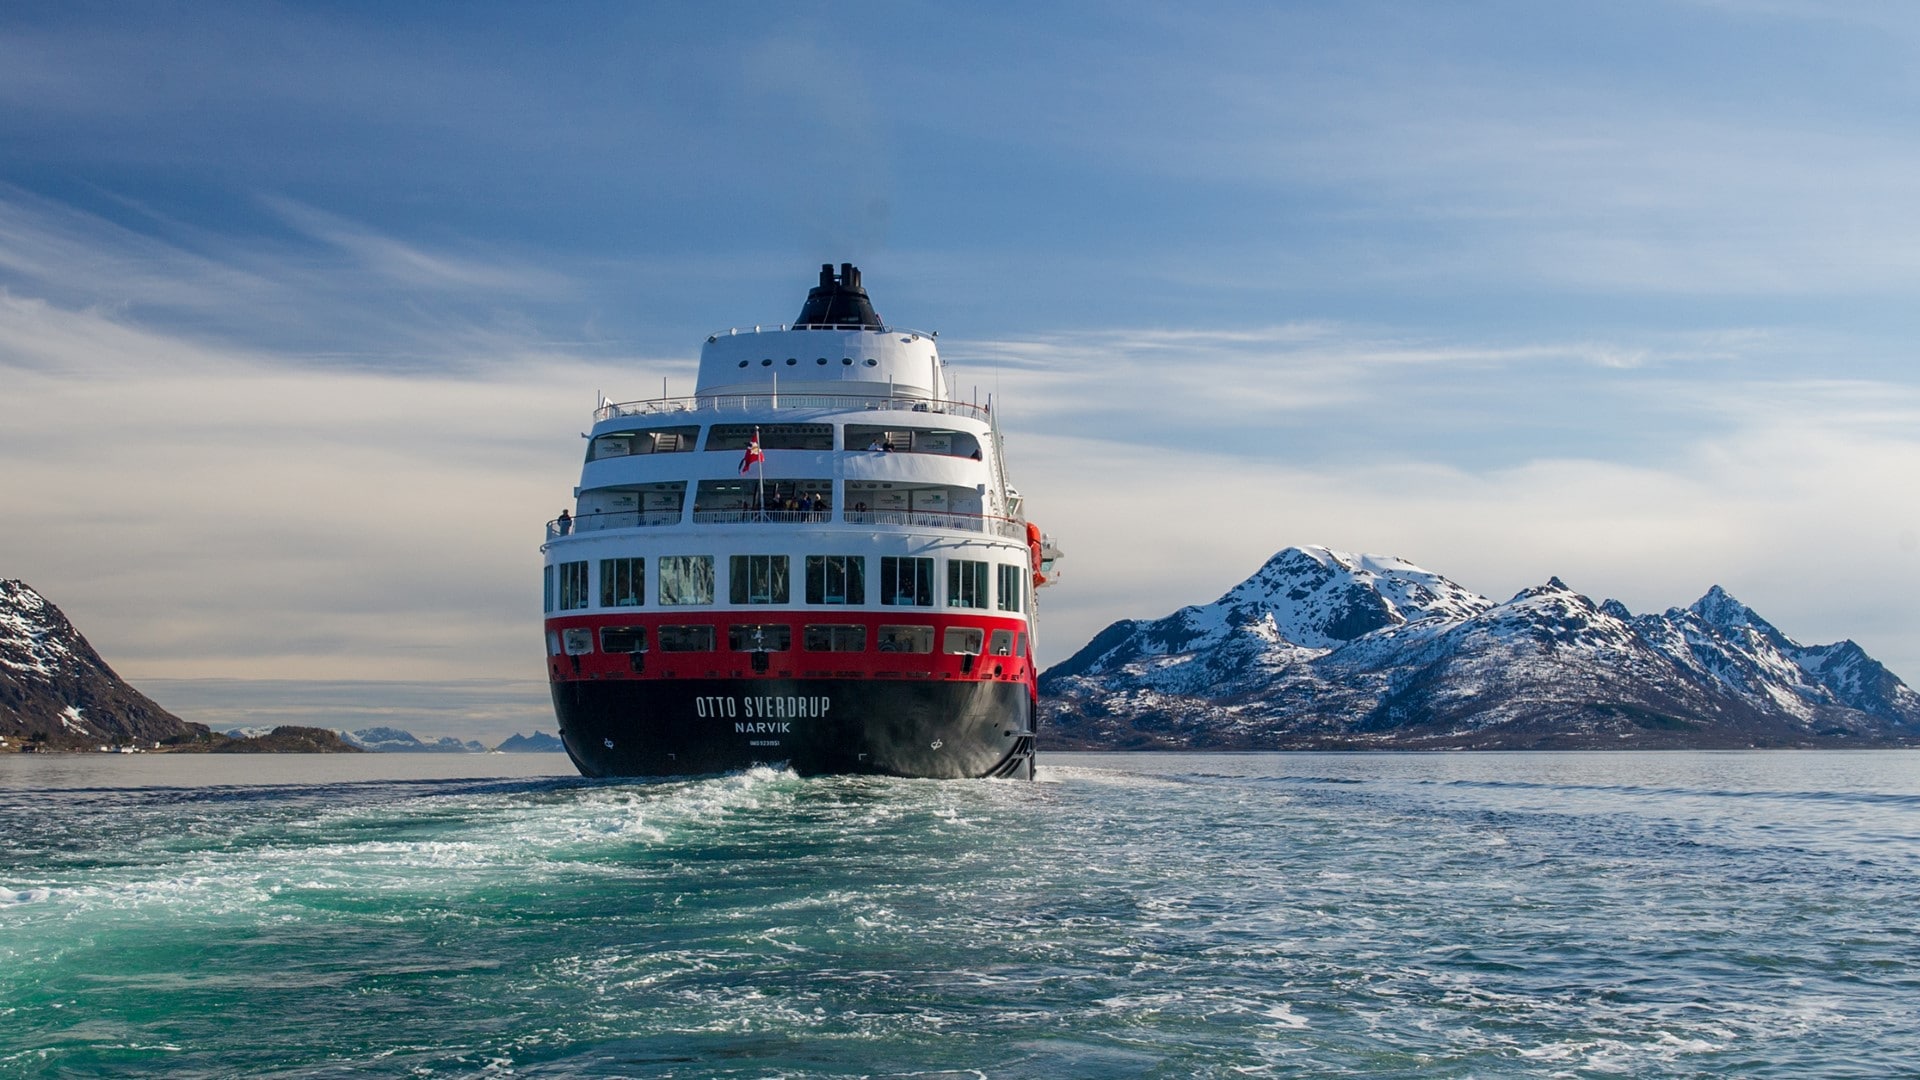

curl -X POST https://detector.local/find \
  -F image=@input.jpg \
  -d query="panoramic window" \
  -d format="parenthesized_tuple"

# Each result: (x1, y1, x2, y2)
(589, 425, 699, 461)
(876, 625, 934, 654)
(846, 426, 982, 458)
(948, 559, 989, 609)
(599, 558, 644, 607)
(988, 629, 1015, 656)
(942, 627, 985, 655)
(997, 564, 1024, 613)
(600, 626, 648, 653)
(729, 555, 790, 605)
(805, 555, 865, 605)
(543, 565, 554, 613)
(657, 624, 716, 652)
(705, 423, 834, 451)
(728, 624, 793, 652)
(557, 561, 589, 610)
(803, 624, 866, 652)
(879, 556, 934, 607)
(659, 555, 715, 606)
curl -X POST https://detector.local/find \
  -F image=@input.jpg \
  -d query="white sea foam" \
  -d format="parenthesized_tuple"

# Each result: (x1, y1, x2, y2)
(7, 751, 1918, 1076)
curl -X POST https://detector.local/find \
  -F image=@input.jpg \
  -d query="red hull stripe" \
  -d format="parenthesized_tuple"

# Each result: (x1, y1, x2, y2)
(545, 610, 1036, 690)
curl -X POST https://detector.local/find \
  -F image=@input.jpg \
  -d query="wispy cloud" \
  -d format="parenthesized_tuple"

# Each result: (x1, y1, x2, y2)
(262, 197, 571, 294)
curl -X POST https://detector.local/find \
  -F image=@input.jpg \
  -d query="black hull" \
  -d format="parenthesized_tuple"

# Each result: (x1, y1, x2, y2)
(551, 678, 1035, 779)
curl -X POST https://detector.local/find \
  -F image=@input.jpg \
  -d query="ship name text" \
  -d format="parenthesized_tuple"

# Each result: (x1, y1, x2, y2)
(697, 695, 833, 720)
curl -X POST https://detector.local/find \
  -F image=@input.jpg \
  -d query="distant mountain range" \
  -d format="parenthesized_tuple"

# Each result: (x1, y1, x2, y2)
(340, 727, 489, 753)
(1041, 546, 1920, 750)
(221, 726, 565, 753)
(219, 726, 567, 752)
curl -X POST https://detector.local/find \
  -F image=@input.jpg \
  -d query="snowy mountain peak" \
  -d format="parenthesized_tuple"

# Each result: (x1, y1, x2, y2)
(2, 580, 74, 678)
(1691, 585, 1773, 635)
(1214, 545, 1489, 649)
(1046, 545, 1492, 684)
(1508, 577, 1589, 607)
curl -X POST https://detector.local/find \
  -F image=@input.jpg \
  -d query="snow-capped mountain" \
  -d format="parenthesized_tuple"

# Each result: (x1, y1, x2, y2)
(339, 727, 488, 753)
(495, 731, 564, 752)
(1041, 547, 1920, 749)
(1, 579, 202, 745)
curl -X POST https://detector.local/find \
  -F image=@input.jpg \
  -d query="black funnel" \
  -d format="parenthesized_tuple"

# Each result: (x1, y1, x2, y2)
(794, 262, 882, 327)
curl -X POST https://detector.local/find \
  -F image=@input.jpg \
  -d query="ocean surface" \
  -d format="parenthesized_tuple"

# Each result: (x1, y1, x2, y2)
(3, 751, 1916, 1078)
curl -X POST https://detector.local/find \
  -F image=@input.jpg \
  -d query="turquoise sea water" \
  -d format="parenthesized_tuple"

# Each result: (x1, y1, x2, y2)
(3, 751, 1917, 1078)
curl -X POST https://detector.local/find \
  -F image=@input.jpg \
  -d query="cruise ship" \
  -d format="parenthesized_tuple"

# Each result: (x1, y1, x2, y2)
(541, 264, 1058, 779)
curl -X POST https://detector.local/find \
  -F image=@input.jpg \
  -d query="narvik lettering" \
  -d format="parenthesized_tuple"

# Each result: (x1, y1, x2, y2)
(695, 695, 832, 721)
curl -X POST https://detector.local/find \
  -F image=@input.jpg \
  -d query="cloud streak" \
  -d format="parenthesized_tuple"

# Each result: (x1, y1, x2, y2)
(6, 3, 1920, 737)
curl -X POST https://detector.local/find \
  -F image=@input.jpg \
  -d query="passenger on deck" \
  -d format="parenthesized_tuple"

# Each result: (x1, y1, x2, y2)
(556, 509, 572, 535)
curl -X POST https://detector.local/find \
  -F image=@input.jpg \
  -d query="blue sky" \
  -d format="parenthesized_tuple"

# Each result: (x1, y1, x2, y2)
(7, 1, 1920, 740)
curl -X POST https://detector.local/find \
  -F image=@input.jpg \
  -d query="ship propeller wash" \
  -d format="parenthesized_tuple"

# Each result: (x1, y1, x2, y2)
(541, 264, 1060, 778)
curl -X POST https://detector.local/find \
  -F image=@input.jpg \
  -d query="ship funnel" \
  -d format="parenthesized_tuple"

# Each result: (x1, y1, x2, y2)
(795, 262, 882, 328)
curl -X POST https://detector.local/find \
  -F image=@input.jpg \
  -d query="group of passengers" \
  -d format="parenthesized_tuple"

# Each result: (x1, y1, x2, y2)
(739, 491, 830, 515)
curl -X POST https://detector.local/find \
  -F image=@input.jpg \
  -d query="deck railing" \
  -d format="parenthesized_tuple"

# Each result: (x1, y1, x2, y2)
(844, 509, 1028, 539)
(545, 508, 1026, 541)
(544, 509, 681, 540)
(596, 393, 991, 424)
(690, 509, 833, 526)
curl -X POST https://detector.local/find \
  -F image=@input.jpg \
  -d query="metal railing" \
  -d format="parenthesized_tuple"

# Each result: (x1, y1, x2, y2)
(709, 322, 933, 338)
(545, 508, 1027, 541)
(845, 509, 1027, 539)
(596, 392, 991, 424)
(690, 509, 834, 525)
(545, 509, 681, 540)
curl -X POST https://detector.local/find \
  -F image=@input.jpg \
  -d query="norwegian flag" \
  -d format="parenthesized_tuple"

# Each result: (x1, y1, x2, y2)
(739, 427, 764, 474)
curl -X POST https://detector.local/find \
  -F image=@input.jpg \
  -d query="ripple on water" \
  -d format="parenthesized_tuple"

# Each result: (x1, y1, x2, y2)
(2, 752, 1918, 1077)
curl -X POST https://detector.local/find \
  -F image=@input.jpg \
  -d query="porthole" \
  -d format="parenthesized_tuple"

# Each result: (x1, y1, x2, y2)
(786, 358, 798, 366)
(864, 358, 879, 367)
(815, 357, 828, 365)
(841, 357, 853, 366)
(761, 358, 773, 366)
(738, 360, 749, 368)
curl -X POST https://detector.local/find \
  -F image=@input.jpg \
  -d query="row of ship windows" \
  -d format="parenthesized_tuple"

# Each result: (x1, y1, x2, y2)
(544, 555, 1027, 613)
(737, 356, 879, 368)
(589, 423, 982, 461)
(554, 623, 1028, 658)
(566, 478, 976, 524)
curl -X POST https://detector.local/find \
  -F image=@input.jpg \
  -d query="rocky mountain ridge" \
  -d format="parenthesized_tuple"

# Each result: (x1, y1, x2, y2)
(1042, 547, 1920, 749)
(1, 579, 203, 746)
(496, 731, 564, 753)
